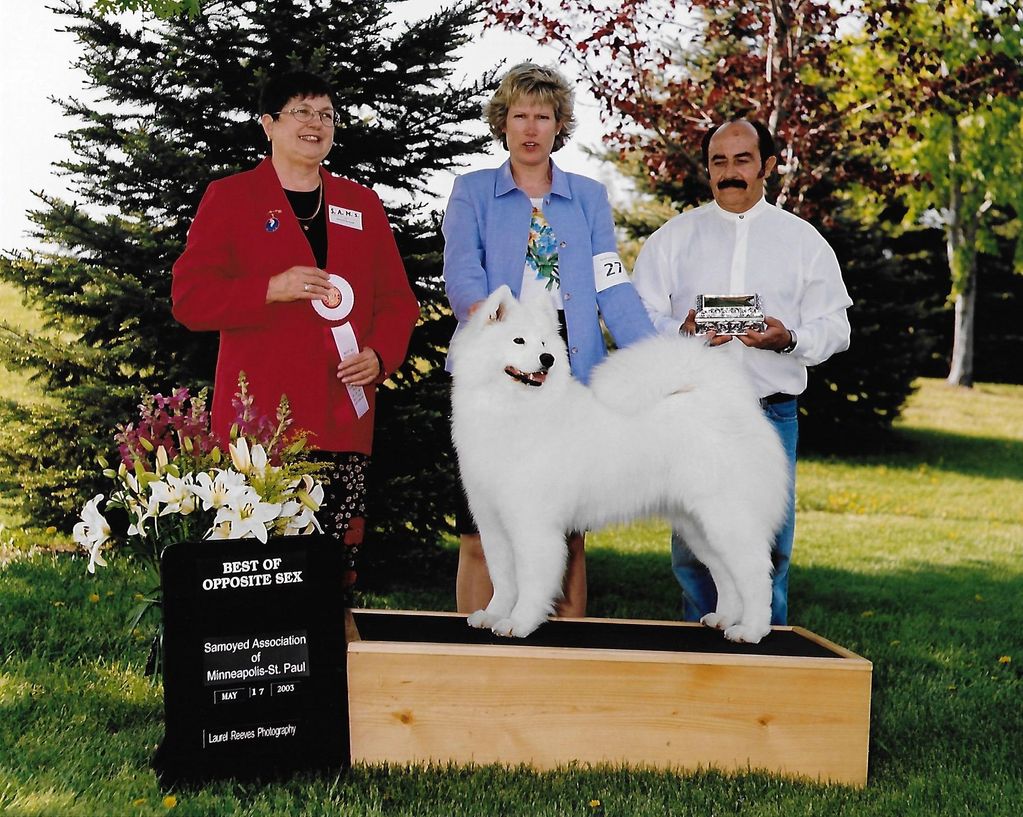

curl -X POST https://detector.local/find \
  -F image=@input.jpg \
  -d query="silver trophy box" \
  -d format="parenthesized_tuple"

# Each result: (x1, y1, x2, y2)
(694, 294, 766, 335)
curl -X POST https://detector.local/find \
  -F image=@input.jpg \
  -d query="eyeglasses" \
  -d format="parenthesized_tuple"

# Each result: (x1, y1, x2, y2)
(271, 107, 341, 127)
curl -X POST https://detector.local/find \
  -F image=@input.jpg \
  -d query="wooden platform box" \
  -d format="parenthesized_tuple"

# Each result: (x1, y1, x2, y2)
(346, 610, 872, 786)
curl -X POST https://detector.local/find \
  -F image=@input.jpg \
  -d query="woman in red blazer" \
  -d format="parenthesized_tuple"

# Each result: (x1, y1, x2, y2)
(172, 70, 419, 573)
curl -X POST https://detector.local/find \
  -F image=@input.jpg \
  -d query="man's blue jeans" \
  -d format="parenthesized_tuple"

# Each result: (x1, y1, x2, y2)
(670, 398, 798, 626)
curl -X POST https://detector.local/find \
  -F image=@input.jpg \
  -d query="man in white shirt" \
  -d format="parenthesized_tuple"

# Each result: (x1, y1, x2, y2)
(632, 118, 852, 626)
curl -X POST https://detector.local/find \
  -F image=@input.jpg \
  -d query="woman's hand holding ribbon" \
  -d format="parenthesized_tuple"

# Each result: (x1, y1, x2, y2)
(337, 347, 380, 387)
(266, 265, 332, 303)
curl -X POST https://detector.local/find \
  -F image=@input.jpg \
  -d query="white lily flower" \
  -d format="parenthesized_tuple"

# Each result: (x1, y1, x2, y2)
(121, 471, 141, 495)
(205, 520, 234, 540)
(296, 474, 325, 511)
(112, 473, 145, 513)
(155, 444, 170, 473)
(249, 443, 269, 477)
(283, 474, 324, 533)
(286, 511, 321, 535)
(228, 438, 269, 477)
(228, 437, 251, 472)
(191, 469, 247, 511)
(213, 487, 282, 543)
(149, 473, 196, 516)
(72, 494, 111, 574)
(126, 491, 161, 538)
(283, 519, 317, 536)
(279, 494, 321, 535)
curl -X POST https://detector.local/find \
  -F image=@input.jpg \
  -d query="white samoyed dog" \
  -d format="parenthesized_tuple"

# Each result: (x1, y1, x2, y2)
(449, 286, 789, 644)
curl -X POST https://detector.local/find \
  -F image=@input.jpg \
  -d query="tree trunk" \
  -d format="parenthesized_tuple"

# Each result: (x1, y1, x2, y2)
(945, 116, 975, 388)
(767, 0, 795, 207)
(947, 265, 976, 388)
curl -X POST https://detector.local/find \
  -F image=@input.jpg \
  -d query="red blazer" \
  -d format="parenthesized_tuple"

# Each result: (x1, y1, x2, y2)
(172, 158, 419, 454)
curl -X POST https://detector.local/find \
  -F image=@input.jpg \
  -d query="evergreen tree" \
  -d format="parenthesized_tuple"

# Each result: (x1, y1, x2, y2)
(0, 0, 490, 565)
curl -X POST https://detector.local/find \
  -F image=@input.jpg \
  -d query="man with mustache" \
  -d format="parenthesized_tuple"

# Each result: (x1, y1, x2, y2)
(631, 118, 852, 629)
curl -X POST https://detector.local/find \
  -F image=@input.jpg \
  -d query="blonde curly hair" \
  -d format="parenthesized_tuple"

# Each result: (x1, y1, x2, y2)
(484, 62, 576, 153)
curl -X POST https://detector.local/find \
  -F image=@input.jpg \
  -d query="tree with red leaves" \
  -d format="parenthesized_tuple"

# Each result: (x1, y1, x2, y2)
(487, 0, 870, 222)
(488, 0, 942, 448)
(488, 0, 1022, 404)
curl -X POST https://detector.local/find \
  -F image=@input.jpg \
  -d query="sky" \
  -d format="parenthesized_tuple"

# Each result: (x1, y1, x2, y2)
(0, 2, 617, 254)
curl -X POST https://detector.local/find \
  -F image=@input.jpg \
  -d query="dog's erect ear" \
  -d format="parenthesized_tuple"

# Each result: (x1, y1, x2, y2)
(479, 284, 517, 325)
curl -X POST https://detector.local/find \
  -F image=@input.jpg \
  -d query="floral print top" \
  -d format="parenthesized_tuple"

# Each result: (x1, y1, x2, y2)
(522, 200, 563, 308)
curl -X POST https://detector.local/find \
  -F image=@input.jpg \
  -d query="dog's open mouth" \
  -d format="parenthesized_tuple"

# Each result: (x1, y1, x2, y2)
(505, 366, 548, 387)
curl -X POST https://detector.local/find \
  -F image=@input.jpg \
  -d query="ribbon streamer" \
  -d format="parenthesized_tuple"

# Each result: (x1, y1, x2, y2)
(330, 323, 369, 418)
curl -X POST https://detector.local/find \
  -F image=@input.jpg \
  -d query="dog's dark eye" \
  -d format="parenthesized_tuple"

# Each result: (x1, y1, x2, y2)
(513, 337, 525, 345)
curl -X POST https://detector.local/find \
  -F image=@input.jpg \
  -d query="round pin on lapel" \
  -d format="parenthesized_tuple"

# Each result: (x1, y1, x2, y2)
(265, 210, 281, 233)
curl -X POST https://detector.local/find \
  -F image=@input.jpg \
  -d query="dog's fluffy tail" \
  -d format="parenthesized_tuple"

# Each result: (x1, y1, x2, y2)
(589, 333, 756, 415)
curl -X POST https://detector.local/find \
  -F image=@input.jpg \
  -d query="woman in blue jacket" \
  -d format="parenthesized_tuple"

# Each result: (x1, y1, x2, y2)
(442, 62, 655, 618)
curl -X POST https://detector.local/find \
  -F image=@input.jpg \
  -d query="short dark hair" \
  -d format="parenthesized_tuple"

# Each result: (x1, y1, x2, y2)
(259, 71, 336, 117)
(700, 119, 777, 170)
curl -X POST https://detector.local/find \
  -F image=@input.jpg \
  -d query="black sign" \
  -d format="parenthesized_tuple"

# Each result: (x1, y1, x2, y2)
(152, 535, 348, 785)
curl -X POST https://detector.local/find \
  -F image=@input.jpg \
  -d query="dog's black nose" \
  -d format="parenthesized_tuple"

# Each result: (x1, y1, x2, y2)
(539, 353, 555, 369)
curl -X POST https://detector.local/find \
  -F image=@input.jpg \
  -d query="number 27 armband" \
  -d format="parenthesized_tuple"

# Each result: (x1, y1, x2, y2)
(592, 252, 630, 293)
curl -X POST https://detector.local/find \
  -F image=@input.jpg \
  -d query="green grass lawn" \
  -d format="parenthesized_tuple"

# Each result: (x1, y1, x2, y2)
(1, 379, 1021, 815)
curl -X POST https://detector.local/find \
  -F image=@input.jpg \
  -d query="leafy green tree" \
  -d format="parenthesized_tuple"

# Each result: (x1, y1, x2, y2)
(836, 0, 1023, 387)
(488, 0, 945, 448)
(0, 0, 489, 562)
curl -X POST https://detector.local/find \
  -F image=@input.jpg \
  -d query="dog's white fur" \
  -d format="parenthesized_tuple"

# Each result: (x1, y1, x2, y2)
(450, 286, 789, 643)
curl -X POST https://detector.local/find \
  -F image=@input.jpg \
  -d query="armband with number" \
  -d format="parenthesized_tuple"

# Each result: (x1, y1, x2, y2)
(592, 252, 629, 293)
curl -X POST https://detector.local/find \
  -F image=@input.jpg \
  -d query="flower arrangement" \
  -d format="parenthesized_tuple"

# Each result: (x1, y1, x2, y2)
(73, 374, 325, 577)
(72, 375, 326, 676)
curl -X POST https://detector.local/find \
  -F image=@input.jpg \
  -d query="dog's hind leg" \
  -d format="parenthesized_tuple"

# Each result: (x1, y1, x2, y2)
(684, 514, 773, 644)
(674, 517, 743, 631)
(467, 517, 518, 630)
(721, 546, 773, 643)
(709, 531, 773, 644)
(492, 525, 567, 638)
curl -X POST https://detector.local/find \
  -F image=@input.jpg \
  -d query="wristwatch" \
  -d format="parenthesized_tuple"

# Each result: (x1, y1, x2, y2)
(777, 329, 797, 354)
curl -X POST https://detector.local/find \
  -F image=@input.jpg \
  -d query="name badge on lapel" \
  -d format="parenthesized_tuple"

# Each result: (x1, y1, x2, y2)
(329, 205, 363, 231)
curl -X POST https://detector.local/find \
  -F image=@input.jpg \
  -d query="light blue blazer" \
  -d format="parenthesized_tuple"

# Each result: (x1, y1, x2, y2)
(442, 159, 654, 384)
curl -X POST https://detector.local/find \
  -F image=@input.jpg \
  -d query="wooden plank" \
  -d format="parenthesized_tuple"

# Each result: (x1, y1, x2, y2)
(349, 638, 870, 672)
(348, 641, 871, 785)
(348, 609, 873, 671)
(790, 626, 870, 662)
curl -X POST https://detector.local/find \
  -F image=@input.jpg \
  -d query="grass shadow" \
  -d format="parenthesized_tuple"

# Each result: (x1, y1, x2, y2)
(805, 426, 1023, 481)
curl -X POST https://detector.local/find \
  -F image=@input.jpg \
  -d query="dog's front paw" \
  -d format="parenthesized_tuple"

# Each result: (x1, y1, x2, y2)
(700, 612, 736, 630)
(467, 609, 499, 629)
(723, 623, 771, 644)
(491, 616, 543, 638)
